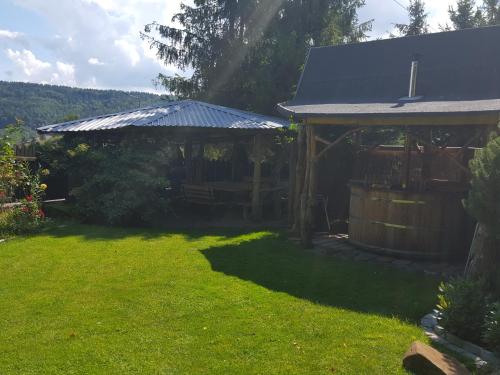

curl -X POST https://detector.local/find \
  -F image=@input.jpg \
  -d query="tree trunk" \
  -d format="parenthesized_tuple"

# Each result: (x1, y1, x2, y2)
(466, 223, 500, 290)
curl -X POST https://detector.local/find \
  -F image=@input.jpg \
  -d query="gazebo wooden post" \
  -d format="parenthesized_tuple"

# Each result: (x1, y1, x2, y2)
(288, 138, 298, 225)
(251, 134, 263, 221)
(300, 124, 317, 248)
(185, 141, 193, 183)
(195, 142, 205, 184)
(291, 124, 306, 234)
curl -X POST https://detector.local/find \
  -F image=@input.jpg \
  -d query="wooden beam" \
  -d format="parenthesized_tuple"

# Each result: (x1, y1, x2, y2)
(314, 127, 365, 161)
(305, 113, 499, 127)
(413, 136, 471, 176)
(300, 125, 318, 248)
(251, 134, 263, 221)
(314, 135, 331, 146)
(291, 125, 307, 234)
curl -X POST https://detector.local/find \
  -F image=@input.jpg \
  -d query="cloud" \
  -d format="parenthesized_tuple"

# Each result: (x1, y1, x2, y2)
(0, 29, 22, 39)
(6, 48, 51, 76)
(3, 0, 184, 92)
(114, 38, 140, 66)
(360, 0, 454, 39)
(88, 57, 105, 65)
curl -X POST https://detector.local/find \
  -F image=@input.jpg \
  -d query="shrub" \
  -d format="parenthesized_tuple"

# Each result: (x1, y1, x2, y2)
(52, 134, 176, 226)
(483, 302, 500, 354)
(437, 278, 489, 344)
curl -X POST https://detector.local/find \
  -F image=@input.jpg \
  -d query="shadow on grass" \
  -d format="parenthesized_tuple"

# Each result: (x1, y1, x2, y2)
(201, 234, 440, 323)
(37, 222, 439, 322)
(41, 220, 267, 242)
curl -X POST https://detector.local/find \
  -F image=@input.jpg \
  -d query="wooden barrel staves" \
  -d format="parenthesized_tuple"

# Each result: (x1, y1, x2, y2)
(348, 185, 468, 261)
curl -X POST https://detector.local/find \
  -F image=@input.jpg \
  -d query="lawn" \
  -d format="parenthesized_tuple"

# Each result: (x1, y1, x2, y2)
(0, 224, 439, 374)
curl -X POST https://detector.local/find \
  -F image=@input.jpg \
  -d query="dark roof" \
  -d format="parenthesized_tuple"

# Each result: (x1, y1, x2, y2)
(279, 26, 500, 118)
(38, 100, 288, 133)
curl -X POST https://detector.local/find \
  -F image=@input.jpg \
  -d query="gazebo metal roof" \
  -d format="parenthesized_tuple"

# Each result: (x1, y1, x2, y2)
(38, 100, 288, 133)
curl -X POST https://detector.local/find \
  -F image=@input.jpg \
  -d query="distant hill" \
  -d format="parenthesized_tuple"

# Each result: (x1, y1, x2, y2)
(0, 81, 164, 129)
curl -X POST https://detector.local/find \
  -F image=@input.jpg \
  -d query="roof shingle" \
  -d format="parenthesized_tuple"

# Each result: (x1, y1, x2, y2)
(279, 26, 500, 118)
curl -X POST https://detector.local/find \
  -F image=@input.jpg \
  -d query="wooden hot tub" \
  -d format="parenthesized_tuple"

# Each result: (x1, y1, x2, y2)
(348, 183, 469, 261)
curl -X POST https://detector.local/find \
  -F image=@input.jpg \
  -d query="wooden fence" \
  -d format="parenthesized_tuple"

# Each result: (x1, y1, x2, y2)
(14, 143, 36, 161)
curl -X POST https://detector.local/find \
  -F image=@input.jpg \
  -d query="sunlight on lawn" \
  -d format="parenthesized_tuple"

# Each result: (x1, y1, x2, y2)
(0, 225, 439, 374)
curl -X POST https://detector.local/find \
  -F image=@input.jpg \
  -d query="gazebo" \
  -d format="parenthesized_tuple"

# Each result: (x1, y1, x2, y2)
(279, 26, 500, 260)
(38, 99, 289, 220)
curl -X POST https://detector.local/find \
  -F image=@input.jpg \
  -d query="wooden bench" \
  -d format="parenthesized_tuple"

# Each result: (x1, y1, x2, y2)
(182, 184, 220, 207)
(182, 183, 251, 218)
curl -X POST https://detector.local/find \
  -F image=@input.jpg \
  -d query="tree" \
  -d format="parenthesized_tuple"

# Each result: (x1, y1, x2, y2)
(482, 0, 500, 25)
(465, 135, 500, 292)
(394, 0, 429, 36)
(448, 0, 483, 29)
(142, 0, 371, 115)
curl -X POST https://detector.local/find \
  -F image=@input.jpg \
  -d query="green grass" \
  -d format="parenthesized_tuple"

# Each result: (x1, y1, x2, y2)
(0, 224, 440, 374)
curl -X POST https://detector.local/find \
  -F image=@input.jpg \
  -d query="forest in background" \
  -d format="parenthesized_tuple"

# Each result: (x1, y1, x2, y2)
(0, 81, 163, 130)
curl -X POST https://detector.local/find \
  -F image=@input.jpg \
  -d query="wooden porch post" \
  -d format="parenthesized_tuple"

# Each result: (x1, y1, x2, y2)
(288, 138, 298, 225)
(300, 124, 317, 248)
(291, 125, 306, 234)
(185, 141, 193, 183)
(251, 134, 263, 221)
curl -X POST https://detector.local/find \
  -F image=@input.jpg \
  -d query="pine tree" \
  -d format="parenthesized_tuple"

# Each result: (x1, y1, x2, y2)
(449, 0, 483, 29)
(394, 0, 429, 36)
(141, 0, 371, 114)
(482, 0, 500, 25)
(466, 135, 500, 233)
(465, 135, 500, 288)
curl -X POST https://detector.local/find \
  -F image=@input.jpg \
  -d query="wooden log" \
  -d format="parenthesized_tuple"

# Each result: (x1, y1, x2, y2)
(251, 134, 263, 221)
(292, 125, 307, 234)
(301, 125, 317, 248)
(288, 139, 297, 225)
(185, 141, 193, 183)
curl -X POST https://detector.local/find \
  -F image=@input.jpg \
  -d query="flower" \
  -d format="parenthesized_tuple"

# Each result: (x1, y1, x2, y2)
(39, 184, 48, 191)
(26, 195, 33, 202)
(38, 209, 45, 219)
(41, 169, 50, 176)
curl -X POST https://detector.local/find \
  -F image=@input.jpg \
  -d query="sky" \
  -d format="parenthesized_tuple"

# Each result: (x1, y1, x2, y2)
(0, 0, 457, 93)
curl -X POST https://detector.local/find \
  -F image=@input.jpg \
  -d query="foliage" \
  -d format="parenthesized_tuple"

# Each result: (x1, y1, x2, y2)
(394, 0, 429, 36)
(42, 134, 176, 226)
(0, 81, 164, 131)
(0, 120, 46, 236)
(142, 0, 371, 115)
(437, 278, 489, 344)
(0, 224, 438, 374)
(447, 0, 500, 29)
(465, 135, 500, 235)
(483, 302, 500, 353)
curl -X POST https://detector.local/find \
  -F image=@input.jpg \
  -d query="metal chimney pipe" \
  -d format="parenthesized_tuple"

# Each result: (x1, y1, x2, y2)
(409, 60, 419, 98)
